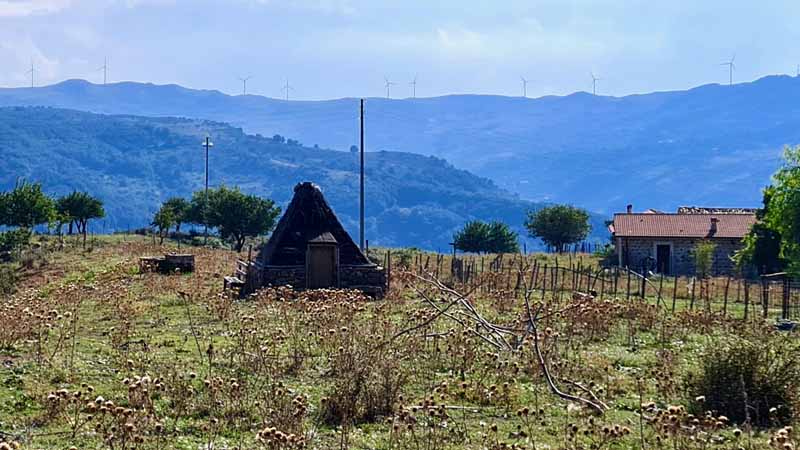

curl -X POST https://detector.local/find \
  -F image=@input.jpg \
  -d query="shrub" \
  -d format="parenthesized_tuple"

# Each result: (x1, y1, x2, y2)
(394, 248, 418, 269)
(0, 228, 32, 253)
(0, 264, 17, 295)
(687, 336, 800, 427)
(693, 240, 716, 278)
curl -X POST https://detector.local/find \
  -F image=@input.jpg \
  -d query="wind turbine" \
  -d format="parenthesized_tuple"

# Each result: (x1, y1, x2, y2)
(409, 75, 418, 98)
(720, 54, 735, 86)
(591, 72, 601, 95)
(282, 79, 293, 101)
(26, 61, 35, 88)
(238, 76, 252, 95)
(98, 57, 108, 85)
(520, 76, 529, 97)
(384, 76, 396, 99)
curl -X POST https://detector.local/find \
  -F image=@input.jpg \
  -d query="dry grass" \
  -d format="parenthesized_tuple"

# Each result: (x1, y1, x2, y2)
(0, 236, 796, 449)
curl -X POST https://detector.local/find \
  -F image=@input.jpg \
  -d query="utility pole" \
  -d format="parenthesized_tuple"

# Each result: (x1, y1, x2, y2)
(202, 136, 214, 244)
(359, 99, 365, 252)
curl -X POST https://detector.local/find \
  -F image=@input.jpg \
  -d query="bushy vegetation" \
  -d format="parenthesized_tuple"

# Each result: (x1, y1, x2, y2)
(0, 263, 17, 295)
(688, 335, 800, 427)
(453, 220, 519, 254)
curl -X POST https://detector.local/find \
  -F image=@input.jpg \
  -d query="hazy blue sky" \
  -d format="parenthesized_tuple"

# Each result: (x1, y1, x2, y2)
(2, 0, 800, 99)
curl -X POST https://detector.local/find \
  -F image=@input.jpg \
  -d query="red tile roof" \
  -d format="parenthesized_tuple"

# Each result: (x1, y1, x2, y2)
(612, 213, 756, 239)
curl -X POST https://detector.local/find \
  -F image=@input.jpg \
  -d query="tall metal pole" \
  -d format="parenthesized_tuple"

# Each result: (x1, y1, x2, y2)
(359, 99, 365, 251)
(203, 136, 213, 244)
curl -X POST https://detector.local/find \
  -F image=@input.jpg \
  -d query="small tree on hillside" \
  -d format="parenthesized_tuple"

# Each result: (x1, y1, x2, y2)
(188, 186, 281, 251)
(0, 180, 55, 230)
(56, 191, 105, 246)
(453, 221, 490, 253)
(161, 197, 189, 233)
(151, 206, 175, 245)
(524, 205, 590, 252)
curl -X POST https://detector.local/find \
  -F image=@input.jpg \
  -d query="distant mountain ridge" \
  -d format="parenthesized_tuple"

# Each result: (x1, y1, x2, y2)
(0, 106, 607, 249)
(1, 76, 796, 212)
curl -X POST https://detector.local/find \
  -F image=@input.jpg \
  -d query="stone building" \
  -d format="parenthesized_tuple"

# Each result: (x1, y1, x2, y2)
(237, 182, 386, 297)
(609, 206, 757, 276)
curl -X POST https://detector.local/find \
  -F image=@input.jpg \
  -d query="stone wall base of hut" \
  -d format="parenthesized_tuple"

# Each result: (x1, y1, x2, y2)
(339, 265, 387, 297)
(256, 264, 386, 297)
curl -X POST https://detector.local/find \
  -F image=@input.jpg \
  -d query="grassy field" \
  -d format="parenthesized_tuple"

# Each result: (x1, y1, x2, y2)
(0, 235, 798, 449)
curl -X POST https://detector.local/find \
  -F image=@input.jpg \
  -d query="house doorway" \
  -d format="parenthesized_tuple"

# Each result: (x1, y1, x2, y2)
(307, 244, 338, 289)
(656, 244, 671, 275)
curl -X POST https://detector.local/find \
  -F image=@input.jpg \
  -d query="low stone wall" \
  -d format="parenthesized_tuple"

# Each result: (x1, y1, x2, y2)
(340, 264, 387, 296)
(261, 265, 306, 288)
(256, 264, 387, 297)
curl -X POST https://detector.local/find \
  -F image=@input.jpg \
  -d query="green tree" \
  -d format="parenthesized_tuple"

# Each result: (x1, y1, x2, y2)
(161, 197, 189, 233)
(151, 206, 175, 245)
(486, 221, 519, 253)
(0, 179, 55, 229)
(735, 188, 785, 274)
(453, 221, 491, 253)
(188, 186, 281, 251)
(764, 146, 800, 275)
(524, 205, 591, 252)
(737, 145, 800, 276)
(56, 191, 105, 244)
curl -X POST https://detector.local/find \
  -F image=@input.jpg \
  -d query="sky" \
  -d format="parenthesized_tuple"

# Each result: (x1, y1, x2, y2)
(2, 0, 800, 100)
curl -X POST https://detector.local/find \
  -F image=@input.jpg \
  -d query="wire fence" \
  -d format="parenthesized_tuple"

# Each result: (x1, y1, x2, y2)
(382, 251, 800, 323)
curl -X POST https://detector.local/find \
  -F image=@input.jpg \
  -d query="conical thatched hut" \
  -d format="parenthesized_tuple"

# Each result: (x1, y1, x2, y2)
(238, 182, 386, 297)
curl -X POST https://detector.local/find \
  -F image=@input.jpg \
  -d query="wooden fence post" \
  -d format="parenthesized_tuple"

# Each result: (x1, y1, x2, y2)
(723, 276, 731, 316)
(689, 277, 696, 310)
(640, 270, 647, 299)
(626, 267, 631, 300)
(743, 280, 750, 321)
(671, 275, 678, 313)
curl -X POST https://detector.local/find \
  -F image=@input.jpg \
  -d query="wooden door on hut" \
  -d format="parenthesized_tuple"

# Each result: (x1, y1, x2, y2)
(306, 232, 339, 289)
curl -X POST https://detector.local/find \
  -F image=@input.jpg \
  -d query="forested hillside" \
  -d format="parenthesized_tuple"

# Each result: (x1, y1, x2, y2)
(0, 107, 607, 249)
(1, 76, 796, 211)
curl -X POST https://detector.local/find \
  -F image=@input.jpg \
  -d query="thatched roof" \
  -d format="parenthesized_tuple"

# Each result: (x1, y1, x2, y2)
(257, 182, 371, 266)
